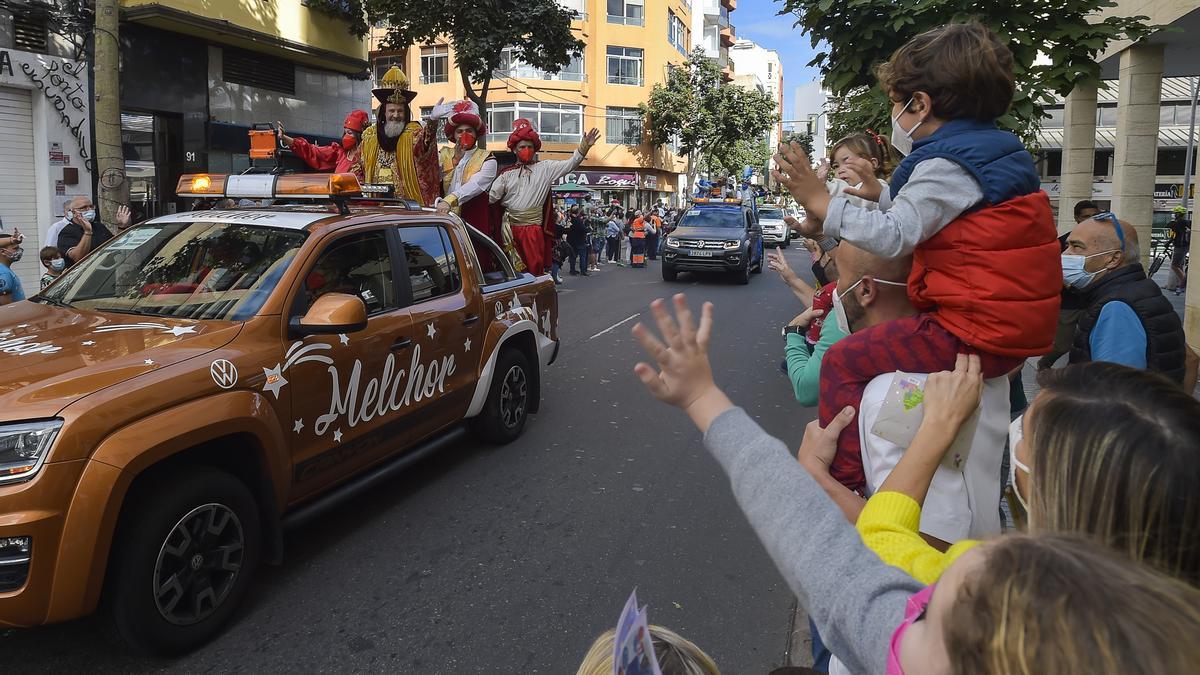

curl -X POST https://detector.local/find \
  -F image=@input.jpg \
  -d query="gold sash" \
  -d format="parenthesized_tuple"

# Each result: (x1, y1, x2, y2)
(438, 147, 492, 212)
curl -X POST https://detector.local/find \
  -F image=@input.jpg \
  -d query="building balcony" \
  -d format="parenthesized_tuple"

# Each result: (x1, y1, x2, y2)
(720, 26, 735, 47)
(121, 0, 368, 73)
(721, 65, 734, 82)
(722, 0, 737, 10)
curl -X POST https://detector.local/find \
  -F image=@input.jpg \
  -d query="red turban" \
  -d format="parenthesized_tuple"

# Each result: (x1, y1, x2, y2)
(443, 100, 486, 141)
(507, 118, 541, 152)
(343, 109, 369, 133)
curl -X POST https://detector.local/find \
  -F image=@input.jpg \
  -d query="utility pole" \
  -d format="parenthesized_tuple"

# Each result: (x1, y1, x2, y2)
(92, 0, 123, 224)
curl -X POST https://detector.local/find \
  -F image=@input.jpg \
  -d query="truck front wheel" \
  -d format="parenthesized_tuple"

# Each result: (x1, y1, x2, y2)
(104, 466, 261, 655)
(471, 347, 533, 444)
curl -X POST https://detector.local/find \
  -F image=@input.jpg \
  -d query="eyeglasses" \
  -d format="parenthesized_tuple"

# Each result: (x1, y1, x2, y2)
(1091, 211, 1126, 252)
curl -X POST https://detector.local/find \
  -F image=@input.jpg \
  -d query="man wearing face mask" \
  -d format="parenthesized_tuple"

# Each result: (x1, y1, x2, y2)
(56, 196, 130, 267)
(812, 242, 1010, 549)
(277, 110, 369, 180)
(0, 233, 26, 304)
(434, 100, 500, 269)
(488, 118, 600, 275)
(1063, 213, 1188, 383)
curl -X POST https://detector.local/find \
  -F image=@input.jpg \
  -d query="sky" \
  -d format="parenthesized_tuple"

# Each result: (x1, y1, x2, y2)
(732, 0, 823, 124)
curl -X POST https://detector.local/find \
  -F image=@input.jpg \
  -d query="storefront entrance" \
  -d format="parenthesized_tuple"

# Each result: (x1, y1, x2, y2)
(121, 111, 185, 220)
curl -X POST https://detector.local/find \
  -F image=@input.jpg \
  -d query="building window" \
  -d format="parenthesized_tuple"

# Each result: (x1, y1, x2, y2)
(487, 102, 583, 145)
(702, 25, 720, 55)
(1093, 150, 1113, 178)
(606, 107, 643, 145)
(420, 45, 449, 84)
(420, 106, 434, 119)
(495, 47, 584, 82)
(558, 0, 586, 19)
(607, 0, 644, 26)
(223, 47, 295, 95)
(606, 47, 644, 86)
(668, 10, 688, 54)
(372, 54, 405, 86)
(1097, 104, 1117, 128)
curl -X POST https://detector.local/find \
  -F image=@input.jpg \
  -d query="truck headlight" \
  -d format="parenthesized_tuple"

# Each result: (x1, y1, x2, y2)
(0, 420, 62, 485)
(665, 237, 680, 248)
(724, 240, 740, 250)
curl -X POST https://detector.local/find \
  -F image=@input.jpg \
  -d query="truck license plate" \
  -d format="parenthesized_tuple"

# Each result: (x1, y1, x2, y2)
(689, 250, 715, 257)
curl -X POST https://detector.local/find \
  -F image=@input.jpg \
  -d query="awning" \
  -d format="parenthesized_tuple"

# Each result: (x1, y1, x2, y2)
(1036, 126, 1196, 150)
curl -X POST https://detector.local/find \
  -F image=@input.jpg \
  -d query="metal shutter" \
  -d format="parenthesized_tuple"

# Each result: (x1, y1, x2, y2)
(0, 87, 41, 293)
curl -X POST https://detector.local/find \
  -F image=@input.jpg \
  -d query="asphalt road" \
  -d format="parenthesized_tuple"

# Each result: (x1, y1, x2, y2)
(3, 245, 822, 674)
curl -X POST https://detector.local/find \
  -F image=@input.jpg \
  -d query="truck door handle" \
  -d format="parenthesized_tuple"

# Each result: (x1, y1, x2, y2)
(391, 336, 412, 351)
(462, 314, 479, 327)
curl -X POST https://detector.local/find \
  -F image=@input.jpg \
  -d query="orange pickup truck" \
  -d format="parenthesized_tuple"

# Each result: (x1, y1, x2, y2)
(0, 174, 558, 653)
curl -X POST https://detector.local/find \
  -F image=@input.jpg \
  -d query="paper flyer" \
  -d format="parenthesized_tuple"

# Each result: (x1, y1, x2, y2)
(612, 590, 662, 675)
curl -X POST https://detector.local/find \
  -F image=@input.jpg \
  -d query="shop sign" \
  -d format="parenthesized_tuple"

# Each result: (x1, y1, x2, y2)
(642, 175, 658, 190)
(1153, 183, 1195, 199)
(556, 171, 637, 189)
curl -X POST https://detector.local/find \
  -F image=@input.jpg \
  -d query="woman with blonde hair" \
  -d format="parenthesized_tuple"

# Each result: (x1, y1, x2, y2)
(802, 359, 1200, 586)
(576, 624, 719, 675)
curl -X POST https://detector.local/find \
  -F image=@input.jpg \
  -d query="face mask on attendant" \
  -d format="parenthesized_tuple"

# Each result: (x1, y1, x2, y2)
(4, 247, 23, 263)
(341, 133, 358, 151)
(886, 583, 937, 675)
(49, 258, 65, 272)
(1061, 250, 1118, 289)
(1008, 415, 1031, 513)
(832, 276, 907, 334)
(890, 98, 923, 157)
(81, 209, 96, 222)
(516, 147, 535, 163)
(459, 131, 477, 150)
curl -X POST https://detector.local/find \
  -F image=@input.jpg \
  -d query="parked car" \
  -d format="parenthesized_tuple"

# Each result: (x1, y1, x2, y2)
(758, 205, 790, 247)
(661, 198, 764, 284)
(0, 173, 559, 654)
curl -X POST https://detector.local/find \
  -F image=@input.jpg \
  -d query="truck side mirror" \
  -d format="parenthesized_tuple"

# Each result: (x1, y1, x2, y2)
(289, 293, 367, 336)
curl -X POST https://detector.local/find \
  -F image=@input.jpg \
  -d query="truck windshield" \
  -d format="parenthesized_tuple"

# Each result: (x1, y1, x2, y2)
(39, 221, 307, 321)
(681, 207, 744, 228)
(759, 208, 784, 220)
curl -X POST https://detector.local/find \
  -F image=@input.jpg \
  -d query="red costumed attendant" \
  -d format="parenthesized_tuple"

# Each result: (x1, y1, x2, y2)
(488, 119, 599, 275)
(277, 110, 369, 181)
(435, 101, 500, 269)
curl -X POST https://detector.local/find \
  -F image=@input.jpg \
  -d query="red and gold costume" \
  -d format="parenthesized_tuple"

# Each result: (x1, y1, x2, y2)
(289, 110, 369, 180)
(359, 67, 441, 206)
(436, 100, 500, 270)
(487, 119, 590, 275)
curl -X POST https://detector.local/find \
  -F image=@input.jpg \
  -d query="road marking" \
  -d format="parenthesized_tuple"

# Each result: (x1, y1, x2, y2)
(589, 313, 641, 340)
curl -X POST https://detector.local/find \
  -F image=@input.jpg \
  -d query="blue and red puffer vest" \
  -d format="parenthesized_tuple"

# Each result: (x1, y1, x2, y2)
(889, 119, 1061, 357)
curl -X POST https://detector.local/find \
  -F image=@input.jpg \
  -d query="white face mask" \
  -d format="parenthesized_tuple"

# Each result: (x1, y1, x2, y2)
(1008, 415, 1031, 513)
(832, 276, 907, 334)
(1061, 250, 1119, 289)
(890, 98, 923, 157)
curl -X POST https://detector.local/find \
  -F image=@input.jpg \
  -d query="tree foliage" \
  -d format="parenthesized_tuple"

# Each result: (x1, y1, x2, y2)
(702, 137, 772, 178)
(365, 0, 584, 108)
(781, 130, 815, 157)
(780, 0, 1154, 145)
(642, 49, 778, 187)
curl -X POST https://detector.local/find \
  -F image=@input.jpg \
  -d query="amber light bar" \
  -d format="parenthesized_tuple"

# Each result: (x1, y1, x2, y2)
(176, 173, 362, 199)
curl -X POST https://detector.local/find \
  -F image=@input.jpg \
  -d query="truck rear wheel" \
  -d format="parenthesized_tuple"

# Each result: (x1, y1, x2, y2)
(471, 347, 533, 444)
(104, 466, 261, 655)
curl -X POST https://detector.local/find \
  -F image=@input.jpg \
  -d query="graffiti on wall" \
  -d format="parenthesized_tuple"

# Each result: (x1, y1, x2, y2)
(5, 51, 93, 171)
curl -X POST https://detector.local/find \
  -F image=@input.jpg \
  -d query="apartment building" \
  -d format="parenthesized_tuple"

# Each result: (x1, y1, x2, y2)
(729, 38, 783, 150)
(690, 0, 737, 82)
(372, 0, 705, 208)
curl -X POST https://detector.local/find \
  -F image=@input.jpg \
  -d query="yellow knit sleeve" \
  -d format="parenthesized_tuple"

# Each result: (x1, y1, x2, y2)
(856, 491, 980, 585)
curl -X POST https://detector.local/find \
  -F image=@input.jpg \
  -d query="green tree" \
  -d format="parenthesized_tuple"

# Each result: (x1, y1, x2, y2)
(364, 0, 584, 109)
(781, 130, 814, 157)
(780, 0, 1153, 145)
(702, 137, 772, 178)
(642, 49, 778, 191)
